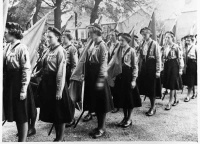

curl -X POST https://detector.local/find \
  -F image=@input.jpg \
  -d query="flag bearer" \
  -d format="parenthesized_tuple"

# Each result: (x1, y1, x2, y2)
(113, 33, 142, 128)
(138, 27, 162, 116)
(107, 29, 120, 113)
(162, 31, 184, 110)
(83, 23, 114, 138)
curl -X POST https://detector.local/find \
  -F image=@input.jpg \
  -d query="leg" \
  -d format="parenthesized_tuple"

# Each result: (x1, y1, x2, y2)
(54, 124, 59, 141)
(146, 96, 156, 116)
(127, 109, 133, 121)
(92, 112, 106, 138)
(165, 90, 175, 110)
(18, 122, 28, 142)
(115, 109, 127, 127)
(184, 86, 192, 102)
(57, 123, 65, 141)
(121, 108, 133, 128)
(28, 110, 37, 136)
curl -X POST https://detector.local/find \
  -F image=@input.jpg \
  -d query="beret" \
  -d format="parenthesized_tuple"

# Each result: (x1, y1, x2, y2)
(88, 23, 102, 32)
(140, 27, 152, 34)
(185, 34, 195, 39)
(165, 31, 175, 37)
(118, 33, 132, 42)
(48, 27, 61, 36)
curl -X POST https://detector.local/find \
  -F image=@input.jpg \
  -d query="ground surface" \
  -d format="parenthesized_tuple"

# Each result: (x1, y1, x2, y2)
(2, 89, 198, 142)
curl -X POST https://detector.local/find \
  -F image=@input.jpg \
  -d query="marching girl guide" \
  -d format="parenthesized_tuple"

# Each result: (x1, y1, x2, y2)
(37, 27, 75, 141)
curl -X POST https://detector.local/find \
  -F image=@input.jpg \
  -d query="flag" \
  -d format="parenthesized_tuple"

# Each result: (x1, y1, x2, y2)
(172, 21, 177, 42)
(3, 0, 9, 33)
(107, 44, 122, 85)
(159, 30, 164, 47)
(148, 12, 157, 41)
(129, 26, 135, 48)
(68, 39, 93, 110)
(21, 12, 49, 70)
(61, 15, 73, 33)
(189, 23, 197, 35)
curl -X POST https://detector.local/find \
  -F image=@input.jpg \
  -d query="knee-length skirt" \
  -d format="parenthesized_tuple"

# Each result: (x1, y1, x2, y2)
(3, 70, 36, 124)
(138, 59, 162, 99)
(163, 59, 183, 90)
(182, 59, 197, 87)
(113, 65, 142, 109)
(83, 63, 114, 113)
(38, 72, 75, 124)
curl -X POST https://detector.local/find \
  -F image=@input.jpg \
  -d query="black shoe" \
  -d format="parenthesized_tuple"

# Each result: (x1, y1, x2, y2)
(184, 97, 191, 102)
(146, 108, 156, 116)
(27, 128, 36, 137)
(172, 100, 179, 106)
(191, 94, 197, 99)
(121, 120, 132, 128)
(53, 138, 58, 142)
(145, 108, 151, 115)
(115, 118, 126, 127)
(165, 104, 171, 110)
(92, 129, 105, 139)
(65, 119, 75, 128)
(83, 113, 93, 122)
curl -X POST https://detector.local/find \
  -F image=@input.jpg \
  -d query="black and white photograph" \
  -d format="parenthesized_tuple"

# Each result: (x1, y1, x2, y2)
(2, 0, 198, 142)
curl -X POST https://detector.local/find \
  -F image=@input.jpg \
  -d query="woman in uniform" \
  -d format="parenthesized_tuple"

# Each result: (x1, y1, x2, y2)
(83, 23, 114, 138)
(3, 22, 34, 142)
(113, 33, 141, 128)
(138, 27, 162, 116)
(62, 31, 78, 85)
(182, 35, 197, 102)
(38, 27, 75, 141)
(162, 31, 184, 110)
(107, 29, 120, 113)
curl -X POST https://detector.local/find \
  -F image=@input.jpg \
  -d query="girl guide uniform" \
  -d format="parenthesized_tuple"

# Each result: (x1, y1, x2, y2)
(113, 33, 141, 111)
(162, 43, 184, 90)
(38, 27, 75, 125)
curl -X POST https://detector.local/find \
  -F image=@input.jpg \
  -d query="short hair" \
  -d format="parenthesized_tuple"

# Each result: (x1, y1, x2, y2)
(118, 33, 132, 43)
(48, 27, 62, 42)
(6, 22, 24, 40)
(88, 23, 102, 36)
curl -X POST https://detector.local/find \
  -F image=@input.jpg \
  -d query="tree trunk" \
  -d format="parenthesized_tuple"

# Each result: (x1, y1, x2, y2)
(90, 0, 102, 24)
(33, 0, 42, 24)
(54, 0, 62, 30)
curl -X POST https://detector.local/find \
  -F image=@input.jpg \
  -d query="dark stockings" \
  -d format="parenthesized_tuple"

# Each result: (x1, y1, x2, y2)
(16, 122, 28, 142)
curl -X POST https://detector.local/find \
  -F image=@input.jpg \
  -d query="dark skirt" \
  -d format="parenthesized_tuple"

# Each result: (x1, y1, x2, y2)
(38, 72, 75, 124)
(84, 63, 114, 113)
(113, 65, 142, 109)
(163, 59, 183, 90)
(138, 59, 162, 99)
(182, 59, 197, 87)
(3, 70, 36, 124)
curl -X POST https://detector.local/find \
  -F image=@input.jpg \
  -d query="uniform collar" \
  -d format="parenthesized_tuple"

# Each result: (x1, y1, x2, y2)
(11, 40, 20, 48)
